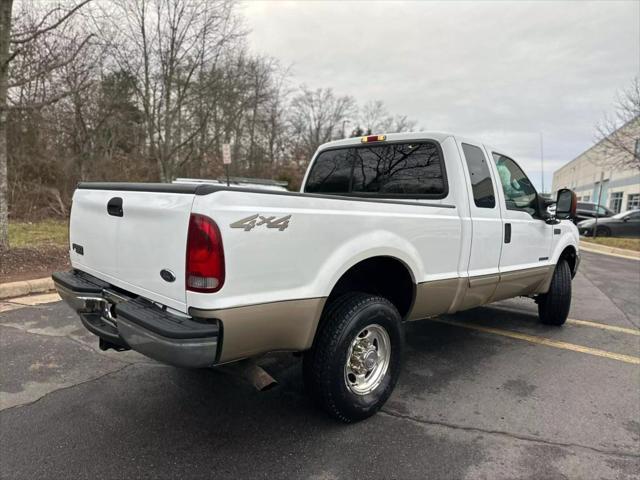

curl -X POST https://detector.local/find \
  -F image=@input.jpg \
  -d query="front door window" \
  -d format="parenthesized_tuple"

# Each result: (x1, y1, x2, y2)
(492, 153, 538, 216)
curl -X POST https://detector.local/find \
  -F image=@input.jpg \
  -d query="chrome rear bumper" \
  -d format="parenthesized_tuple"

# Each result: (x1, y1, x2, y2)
(52, 271, 220, 368)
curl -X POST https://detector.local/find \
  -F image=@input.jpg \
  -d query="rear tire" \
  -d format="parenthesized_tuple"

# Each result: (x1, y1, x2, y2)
(303, 293, 403, 423)
(538, 259, 571, 326)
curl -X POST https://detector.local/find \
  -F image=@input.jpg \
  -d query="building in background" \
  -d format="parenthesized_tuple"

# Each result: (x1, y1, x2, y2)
(552, 119, 640, 213)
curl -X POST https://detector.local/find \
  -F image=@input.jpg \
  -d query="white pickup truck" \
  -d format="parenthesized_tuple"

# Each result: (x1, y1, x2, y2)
(53, 132, 580, 422)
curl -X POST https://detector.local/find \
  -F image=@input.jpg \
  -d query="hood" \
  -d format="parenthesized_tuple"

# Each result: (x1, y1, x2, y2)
(578, 217, 614, 227)
(577, 219, 595, 227)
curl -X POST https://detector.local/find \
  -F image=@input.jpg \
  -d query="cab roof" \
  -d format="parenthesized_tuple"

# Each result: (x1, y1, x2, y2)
(317, 131, 454, 151)
(317, 131, 510, 160)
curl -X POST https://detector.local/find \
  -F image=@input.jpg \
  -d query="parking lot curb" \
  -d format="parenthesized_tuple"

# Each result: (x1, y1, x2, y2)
(580, 241, 640, 260)
(0, 277, 55, 300)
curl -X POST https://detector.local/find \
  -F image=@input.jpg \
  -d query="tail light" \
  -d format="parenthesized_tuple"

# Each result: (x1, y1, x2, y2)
(186, 214, 225, 293)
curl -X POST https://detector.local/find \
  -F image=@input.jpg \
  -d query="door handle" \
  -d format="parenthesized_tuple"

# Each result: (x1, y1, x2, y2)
(504, 223, 511, 243)
(107, 197, 123, 217)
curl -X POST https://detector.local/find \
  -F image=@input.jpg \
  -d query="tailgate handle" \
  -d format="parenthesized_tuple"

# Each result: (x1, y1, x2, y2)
(107, 197, 123, 217)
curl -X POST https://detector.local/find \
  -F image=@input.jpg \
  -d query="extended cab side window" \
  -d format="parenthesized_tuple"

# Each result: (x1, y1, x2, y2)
(492, 153, 538, 216)
(351, 142, 446, 196)
(305, 149, 353, 194)
(461, 143, 495, 208)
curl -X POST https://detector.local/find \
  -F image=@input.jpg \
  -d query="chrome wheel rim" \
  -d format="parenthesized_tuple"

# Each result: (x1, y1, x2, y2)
(344, 324, 391, 395)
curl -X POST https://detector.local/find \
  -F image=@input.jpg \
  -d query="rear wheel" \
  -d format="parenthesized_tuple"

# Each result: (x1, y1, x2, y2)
(303, 292, 403, 423)
(537, 259, 571, 326)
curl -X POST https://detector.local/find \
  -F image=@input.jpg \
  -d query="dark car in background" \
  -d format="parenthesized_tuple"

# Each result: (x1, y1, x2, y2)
(578, 210, 640, 237)
(547, 201, 613, 224)
(575, 202, 615, 223)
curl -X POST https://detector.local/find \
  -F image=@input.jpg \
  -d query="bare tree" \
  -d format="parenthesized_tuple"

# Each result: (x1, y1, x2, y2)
(390, 114, 417, 134)
(359, 100, 390, 134)
(0, 0, 92, 249)
(1, 0, 424, 234)
(595, 76, 640, 170)
(355, 100, 417, 137)
(260, 67, 292, 174)
(289, 86, 356, 163)
(0, 0, 12, 249)
(95, 0, 244, 182)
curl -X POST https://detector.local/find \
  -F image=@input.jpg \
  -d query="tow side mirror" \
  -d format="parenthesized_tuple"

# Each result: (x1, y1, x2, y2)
(555, 188, 577, 220)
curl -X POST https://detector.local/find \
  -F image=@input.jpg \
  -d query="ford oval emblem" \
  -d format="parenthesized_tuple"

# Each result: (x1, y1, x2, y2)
(160, 269, 176, 283)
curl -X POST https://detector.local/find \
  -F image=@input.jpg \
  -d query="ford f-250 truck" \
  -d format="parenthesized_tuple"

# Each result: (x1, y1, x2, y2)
(53, 132, 580, 422)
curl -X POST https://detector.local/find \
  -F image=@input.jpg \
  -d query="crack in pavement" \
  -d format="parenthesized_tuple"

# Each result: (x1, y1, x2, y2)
(0, 362, 171, 413)
(0, 363, 135, 413)
(379, 408, 640, 460)
(0, 323, 150, 366)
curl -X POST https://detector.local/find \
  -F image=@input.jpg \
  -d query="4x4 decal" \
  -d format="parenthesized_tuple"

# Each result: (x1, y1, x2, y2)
(230, 214, 291, 231)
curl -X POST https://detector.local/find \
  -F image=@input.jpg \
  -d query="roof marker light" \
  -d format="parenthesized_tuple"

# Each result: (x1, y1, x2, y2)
(361, 134, 386, 143)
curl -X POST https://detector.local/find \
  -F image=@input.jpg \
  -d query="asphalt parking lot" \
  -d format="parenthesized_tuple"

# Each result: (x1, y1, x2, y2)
(1, 250, 639, 479)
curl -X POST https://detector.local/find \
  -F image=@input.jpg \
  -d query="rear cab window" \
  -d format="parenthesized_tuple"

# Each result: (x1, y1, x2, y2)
(304, 149, 352, 194)
(305, 141, 448, 199)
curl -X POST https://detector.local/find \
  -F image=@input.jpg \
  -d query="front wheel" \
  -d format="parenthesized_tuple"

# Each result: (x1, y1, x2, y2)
(537, 259, 572, 326)
(303, 293, 403, 423)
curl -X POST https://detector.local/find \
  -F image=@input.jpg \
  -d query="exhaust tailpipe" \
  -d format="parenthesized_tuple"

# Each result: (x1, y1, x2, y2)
(222, 360, 277, 391)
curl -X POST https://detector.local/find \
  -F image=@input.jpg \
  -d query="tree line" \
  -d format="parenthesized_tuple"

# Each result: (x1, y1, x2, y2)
(2, 1, 636, 250)
(0, 0, 417, 248)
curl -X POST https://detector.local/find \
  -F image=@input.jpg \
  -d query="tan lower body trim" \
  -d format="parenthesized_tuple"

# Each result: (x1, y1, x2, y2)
(408, 278, 463, 320)
(191, 298, 326, 363)
(457, 273, 500, 311)
(409, 265, 555, 320)
(537, 265, 556, 294)
(192, 265, 553, 362)
(491, 266, 551, 301)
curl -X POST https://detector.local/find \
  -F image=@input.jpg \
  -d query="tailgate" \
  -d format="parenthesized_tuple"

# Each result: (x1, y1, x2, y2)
(69, 186, 195, 312)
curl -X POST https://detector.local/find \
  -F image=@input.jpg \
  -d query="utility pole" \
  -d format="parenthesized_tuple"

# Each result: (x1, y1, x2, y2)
(539, 132, 545, 193)
(593, 171, 604, 238)
(342, 120, 350, 139)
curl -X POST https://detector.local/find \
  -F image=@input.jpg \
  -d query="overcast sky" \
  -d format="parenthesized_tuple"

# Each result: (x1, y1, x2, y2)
(241, 0, 639, 191)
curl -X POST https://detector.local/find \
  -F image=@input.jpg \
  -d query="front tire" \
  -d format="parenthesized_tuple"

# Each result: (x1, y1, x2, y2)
(303, 293, 403, 423)
(538, 259, 572, 326)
